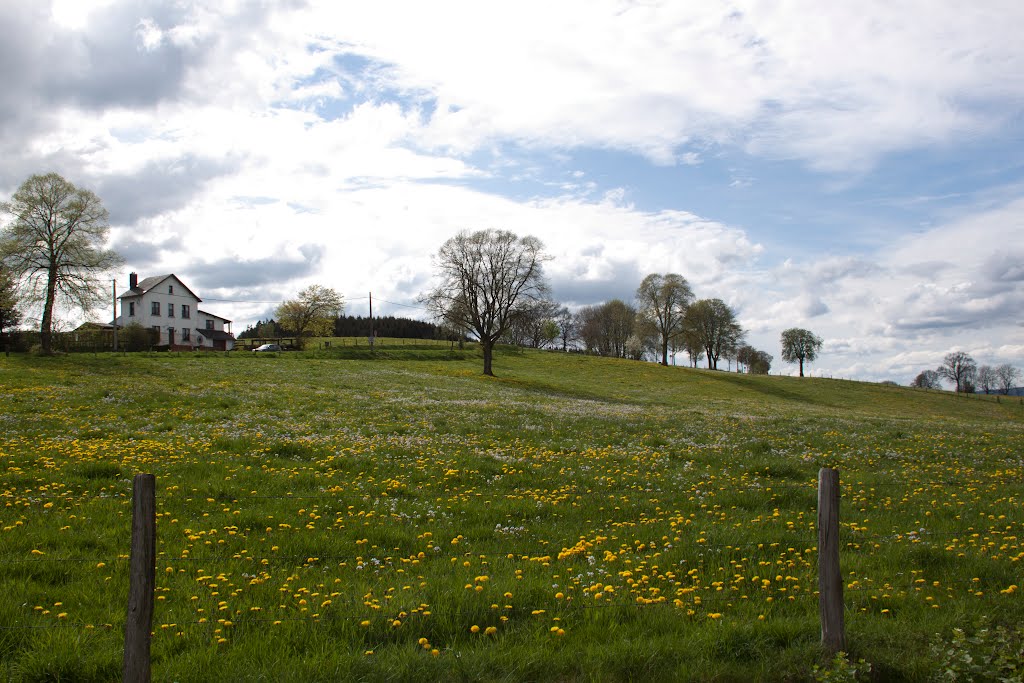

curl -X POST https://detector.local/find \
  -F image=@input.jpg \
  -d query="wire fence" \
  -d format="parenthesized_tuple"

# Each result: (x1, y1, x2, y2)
(1, 465, 1019, 683)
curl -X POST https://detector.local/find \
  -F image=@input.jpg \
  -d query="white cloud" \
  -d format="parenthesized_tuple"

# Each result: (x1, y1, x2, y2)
(743, 197, 1024, 380)
(2, 1, 1023, 386)
(289, 0, 1024, 170)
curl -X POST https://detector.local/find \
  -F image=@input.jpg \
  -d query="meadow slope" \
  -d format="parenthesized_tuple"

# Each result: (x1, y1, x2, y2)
(1, 348, 1021, 681)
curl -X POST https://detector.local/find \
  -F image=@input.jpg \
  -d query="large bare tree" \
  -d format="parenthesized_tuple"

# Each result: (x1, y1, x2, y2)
(994, 363, 1021, 395)
(780, 327, 824, 377)
(1, 173, 122, 353)
(636, 272, 694, 366)
(976, 365, 997, 394)
(936, 351, 976, 393)
(423, 229, 549, 376)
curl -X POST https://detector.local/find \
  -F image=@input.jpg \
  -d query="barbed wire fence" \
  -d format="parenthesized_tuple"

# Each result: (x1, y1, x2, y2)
(1, 470, 1020, 681)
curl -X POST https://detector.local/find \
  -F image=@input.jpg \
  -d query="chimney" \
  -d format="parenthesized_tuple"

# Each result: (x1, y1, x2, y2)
(129, 272, 138, 289)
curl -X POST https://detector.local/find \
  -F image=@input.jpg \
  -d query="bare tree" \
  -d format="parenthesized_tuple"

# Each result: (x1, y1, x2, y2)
(635, 273, 694, 366)
(995, 364, 1021, 395)
(555, 306, 576, 351)
(976, 365, 997, 394)
(276, 284, 344, 347)
(423, 229, 549, 376)
(1, 173, 123, 353)
(578, 299, 636, 358)
(780, 328, 824, 377)
(936, 351, 976, 393)
(504, 297, 560, 348)
(625, 316, 658, 361)
(683, 298, 744, 370)
(910, 369, 942, 389)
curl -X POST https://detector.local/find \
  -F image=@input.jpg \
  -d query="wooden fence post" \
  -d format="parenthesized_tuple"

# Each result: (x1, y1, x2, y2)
(124, 474, 156, 682)
(818, 467, 845, 654)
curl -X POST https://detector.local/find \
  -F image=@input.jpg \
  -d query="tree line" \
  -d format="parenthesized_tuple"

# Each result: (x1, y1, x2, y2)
(912, 352, 1021, 394)
(419, 228, 824, 377)
(240, 314, 439, 341)
(1, 173, 1017, 390)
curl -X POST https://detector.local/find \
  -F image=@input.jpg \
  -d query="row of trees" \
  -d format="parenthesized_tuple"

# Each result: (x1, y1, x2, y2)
(241, 314, 439, 341)
(913, 352, 1021, 394)
(421, 228, 824, 377)
(2, 174, 1011, 389)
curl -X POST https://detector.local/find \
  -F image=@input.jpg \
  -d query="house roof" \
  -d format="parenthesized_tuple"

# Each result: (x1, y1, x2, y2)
(196, 328, 235, 341)
(198, 309, 232, 323)
(75, 322, 119, 332)
(119, 274, 202, 302)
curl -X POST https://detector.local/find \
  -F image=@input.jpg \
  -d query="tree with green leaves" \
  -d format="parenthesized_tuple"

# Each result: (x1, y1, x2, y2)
(276, 285, 344, 347)
(780, 328, 824, 377)
(635, 272, 694, 366)
(683, 298, 744, 370)
(423, 229, 550, 376)
(1, 173, 122, 353)
(504, 296, 561, 349)
(737, 344, 772, 374)
(0, 266, 21, 341)
(679, 327, 704, 367)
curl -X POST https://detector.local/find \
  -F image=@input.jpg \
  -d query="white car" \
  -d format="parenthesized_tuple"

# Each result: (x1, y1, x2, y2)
(252, 343, 282, 352)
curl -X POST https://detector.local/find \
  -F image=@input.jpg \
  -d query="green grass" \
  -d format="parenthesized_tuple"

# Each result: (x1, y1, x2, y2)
(0, 347, 1022, 681)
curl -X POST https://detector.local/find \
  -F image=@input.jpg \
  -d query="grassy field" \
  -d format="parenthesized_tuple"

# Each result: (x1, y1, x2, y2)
(1, 346, 1022, 681)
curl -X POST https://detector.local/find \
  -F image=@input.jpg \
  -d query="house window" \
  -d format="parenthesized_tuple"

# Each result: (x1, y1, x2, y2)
(128, 302, 135, 317)
(182, 328, 191, 342)
(168, 285, 174, 294)
(168, 328, 175, 344)
(151, 301, 160, 316)
(205, 319, 214, 330)
(151, 326, 160, 342)
(167, 303, 174, 318)
(182, 304, 190, 319)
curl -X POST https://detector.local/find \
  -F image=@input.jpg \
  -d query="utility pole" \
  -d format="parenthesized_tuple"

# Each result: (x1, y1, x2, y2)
(112, 279, 118, 352)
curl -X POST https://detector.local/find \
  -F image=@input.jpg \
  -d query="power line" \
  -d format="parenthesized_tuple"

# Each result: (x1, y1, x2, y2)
(377, 298, 428, 311)
(199, 295, 431, 312)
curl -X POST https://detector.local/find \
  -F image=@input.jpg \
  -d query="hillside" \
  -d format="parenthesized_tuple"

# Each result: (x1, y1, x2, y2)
(0, 348, 1021, 681)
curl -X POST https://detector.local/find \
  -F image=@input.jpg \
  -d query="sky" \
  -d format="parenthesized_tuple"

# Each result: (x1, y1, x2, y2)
(1, 0, 1022, 383)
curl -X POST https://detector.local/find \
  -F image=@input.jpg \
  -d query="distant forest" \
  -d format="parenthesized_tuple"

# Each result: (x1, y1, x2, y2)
(238, 315, 439, 340)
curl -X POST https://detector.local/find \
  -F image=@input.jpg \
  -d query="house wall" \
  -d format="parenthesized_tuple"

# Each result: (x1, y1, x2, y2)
(120, 275, 209, 348)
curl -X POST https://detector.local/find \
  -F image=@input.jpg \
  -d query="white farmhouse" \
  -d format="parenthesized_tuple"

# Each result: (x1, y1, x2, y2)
(115, 273, 236, 350)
